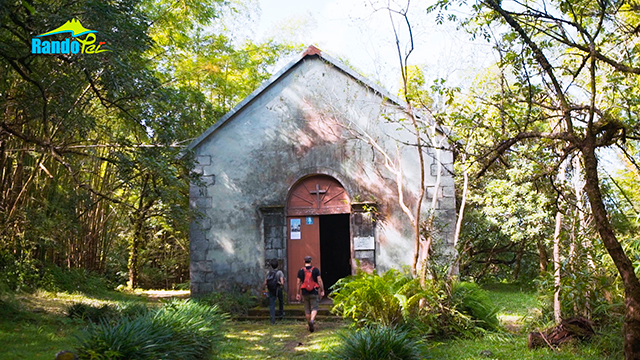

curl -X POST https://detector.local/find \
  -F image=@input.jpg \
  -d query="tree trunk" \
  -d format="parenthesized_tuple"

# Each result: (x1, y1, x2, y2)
(537, 237, 549, 274)
(448, 161, 469, 280)
(128, 215, 143, 289)
(553, 210, 563, 324)
(128, 175, 151, 289)
(581, 144, 640, 359)
(553, 160, 567, 324)
(513, 238, 527, 281)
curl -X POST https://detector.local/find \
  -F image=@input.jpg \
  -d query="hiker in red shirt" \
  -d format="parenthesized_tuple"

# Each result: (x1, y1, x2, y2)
(296, 255, 324, 332)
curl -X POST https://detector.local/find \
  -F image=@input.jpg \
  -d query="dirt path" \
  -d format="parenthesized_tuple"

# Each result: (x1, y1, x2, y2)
(220, 320, 344, 359)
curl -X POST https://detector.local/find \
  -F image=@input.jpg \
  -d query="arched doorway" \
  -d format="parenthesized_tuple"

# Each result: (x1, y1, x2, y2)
(286, 175, 351, 301)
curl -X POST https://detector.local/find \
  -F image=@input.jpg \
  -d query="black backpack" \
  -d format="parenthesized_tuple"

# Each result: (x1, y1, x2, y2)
(266, 270, 279, 292)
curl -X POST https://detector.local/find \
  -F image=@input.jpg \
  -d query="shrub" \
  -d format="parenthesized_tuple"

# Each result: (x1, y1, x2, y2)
(75, 300, 227, 360)
(174, 281, 190, 290)
(67, 301, 148, 323)
(43, 266, 112, 295)
(76, 316, 175, 360)
(67, 303, 117, 323)
(450, 282, 500, 330)
(0, 257, 113, 295)
(331, 270, 499, 338)
(0, 250, 44, 292)
(151, 299, 227, 354)
(330, 325, 423, 360)
(114, 301, 149, 319)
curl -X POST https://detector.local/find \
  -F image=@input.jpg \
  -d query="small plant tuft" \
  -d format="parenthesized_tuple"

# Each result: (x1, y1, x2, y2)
(330, 325, 423, 360)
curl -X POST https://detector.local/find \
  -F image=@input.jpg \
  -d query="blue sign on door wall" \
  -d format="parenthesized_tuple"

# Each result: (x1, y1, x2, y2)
(306, 217, 313, 225)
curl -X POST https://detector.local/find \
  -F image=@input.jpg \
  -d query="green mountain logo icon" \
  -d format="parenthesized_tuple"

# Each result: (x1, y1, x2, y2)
(37, 18, 96, 37)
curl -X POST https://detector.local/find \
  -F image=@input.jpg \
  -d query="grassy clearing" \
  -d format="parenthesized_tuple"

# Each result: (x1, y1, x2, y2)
(0, 295, 83, 360)
(0, 285, 623, 359)
(482, 283, 542, 332)
(423, 283, 622, 359)
(0, 289, 174, 360)
(424, 333, 620, 359)
(0, 314, 80, 360)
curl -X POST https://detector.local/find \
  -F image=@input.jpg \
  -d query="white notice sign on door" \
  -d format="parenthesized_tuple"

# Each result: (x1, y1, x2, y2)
(290, 219, 301, 240)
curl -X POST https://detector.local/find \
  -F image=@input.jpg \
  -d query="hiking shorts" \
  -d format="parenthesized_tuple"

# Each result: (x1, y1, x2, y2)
(302, 294, 319, 314)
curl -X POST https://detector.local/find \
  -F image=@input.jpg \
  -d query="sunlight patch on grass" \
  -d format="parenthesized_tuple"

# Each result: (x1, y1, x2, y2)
(225, 333, 262, 341)
(243, 329, 267, 336)
(498, 313, 522, 323)
(16, 291, 108, 315)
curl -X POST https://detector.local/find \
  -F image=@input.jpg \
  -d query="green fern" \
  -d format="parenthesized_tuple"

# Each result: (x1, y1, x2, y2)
(331, 269, 498, 337)
(331, 269, 435, 327)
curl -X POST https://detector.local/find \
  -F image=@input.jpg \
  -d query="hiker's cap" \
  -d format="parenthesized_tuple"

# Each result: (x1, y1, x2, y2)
(304, 255, 312, 263)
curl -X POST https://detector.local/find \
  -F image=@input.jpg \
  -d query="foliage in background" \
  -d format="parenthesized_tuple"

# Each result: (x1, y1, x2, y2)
(0, 254, 114, 294)
(194, 290, 259, 317)
(427, 0, 640, 354)
(66, 301, 149, 323)
(0, 0, 297, 291)
(454, 157, 554, 283)
(330, 325, 424, 360)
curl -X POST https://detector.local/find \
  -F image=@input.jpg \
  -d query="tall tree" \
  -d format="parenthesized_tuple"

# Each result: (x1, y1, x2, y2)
(430, 0, 640, 356)
(0, 0, 298, 289)
(0, 0, 165, 276)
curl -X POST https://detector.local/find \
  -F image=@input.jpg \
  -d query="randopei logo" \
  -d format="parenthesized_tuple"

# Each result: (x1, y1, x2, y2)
(32, 18, 109, 54)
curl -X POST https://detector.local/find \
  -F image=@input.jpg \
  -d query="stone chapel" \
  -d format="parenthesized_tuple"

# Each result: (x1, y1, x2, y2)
(187, 46, 457, 300)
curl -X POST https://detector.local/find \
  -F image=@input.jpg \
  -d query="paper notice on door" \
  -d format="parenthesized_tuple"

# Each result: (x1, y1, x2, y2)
(290, 218, 301, 240)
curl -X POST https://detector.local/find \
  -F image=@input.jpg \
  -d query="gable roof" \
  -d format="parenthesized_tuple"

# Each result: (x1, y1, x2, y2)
(185, 45, 407, 152)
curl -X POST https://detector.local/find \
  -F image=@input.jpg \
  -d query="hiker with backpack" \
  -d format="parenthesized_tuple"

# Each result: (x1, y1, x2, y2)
(296, 255, 324, 332)
(264, 259, 285, 324)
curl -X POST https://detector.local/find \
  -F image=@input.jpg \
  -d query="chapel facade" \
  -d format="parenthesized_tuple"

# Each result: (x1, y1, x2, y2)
(187, 46, 457, 299)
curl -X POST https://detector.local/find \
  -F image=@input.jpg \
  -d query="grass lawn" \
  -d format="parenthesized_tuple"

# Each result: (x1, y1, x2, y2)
(422, 282, 622, 360)
(425, 333, 621, 359)
(0, 290, 154, 360)
(0, 313, 81, 360)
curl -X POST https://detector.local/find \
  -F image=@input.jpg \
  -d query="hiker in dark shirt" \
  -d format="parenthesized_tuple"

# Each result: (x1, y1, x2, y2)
(264, 259, 285, 324)
(296, 255, 324, 332)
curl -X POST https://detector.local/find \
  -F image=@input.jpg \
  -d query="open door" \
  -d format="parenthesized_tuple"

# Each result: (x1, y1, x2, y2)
(320, 214, 351, 295)
(286, 175, 351, 302)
